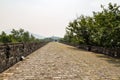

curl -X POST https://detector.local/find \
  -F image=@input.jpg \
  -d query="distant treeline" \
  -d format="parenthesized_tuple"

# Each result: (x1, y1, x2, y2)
(61, 3, 120, 48)
(0, 29, 41, 43)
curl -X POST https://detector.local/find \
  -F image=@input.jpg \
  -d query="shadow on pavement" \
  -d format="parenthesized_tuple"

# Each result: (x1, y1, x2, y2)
(66, 46, 90, 52)
(95, 54, 120, 67)
(67, 45, 120, 67)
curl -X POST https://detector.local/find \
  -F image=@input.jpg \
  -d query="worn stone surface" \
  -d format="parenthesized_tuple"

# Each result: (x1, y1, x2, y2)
(0, 42, 120, 80)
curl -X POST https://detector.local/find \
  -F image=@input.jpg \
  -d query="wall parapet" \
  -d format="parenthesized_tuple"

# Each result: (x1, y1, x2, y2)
(0, 42, 48, 73)
(78, 45, 120, 58)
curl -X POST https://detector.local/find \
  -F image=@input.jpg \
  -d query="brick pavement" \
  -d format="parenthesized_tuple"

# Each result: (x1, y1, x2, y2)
(0, 42, 120, 80)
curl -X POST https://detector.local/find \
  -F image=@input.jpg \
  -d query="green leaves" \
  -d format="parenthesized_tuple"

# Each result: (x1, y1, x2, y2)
(0, 29, 41, 43)
(0, 31, 12, 43)
(63, 3, 120, 48)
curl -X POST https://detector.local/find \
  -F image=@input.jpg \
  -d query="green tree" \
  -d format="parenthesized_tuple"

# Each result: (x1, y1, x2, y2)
(64, 3, 120, 48)
(22, 31, 30, 42)
(0, 31, 11, 43)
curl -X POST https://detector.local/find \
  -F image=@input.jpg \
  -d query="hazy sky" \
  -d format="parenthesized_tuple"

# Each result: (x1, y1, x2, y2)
(0, 0, 120, 37)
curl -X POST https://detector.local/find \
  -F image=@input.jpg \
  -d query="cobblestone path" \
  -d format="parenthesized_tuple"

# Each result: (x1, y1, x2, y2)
(0, 42, 120, 80)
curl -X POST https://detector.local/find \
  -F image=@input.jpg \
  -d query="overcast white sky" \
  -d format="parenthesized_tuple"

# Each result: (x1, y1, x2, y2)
(0, 0, 120, 37)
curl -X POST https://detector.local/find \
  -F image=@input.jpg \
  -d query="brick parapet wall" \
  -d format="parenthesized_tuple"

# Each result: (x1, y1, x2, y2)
(0, 42, 48, 73)
(78, 45, 120, 58)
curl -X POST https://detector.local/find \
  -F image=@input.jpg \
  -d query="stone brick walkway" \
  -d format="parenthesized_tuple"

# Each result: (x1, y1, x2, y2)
(0, 42, 120, 80)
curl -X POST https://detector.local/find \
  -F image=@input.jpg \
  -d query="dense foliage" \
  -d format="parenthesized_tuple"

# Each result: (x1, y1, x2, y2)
(0, 29, 41, 43)
(62, 3, 120, 48)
